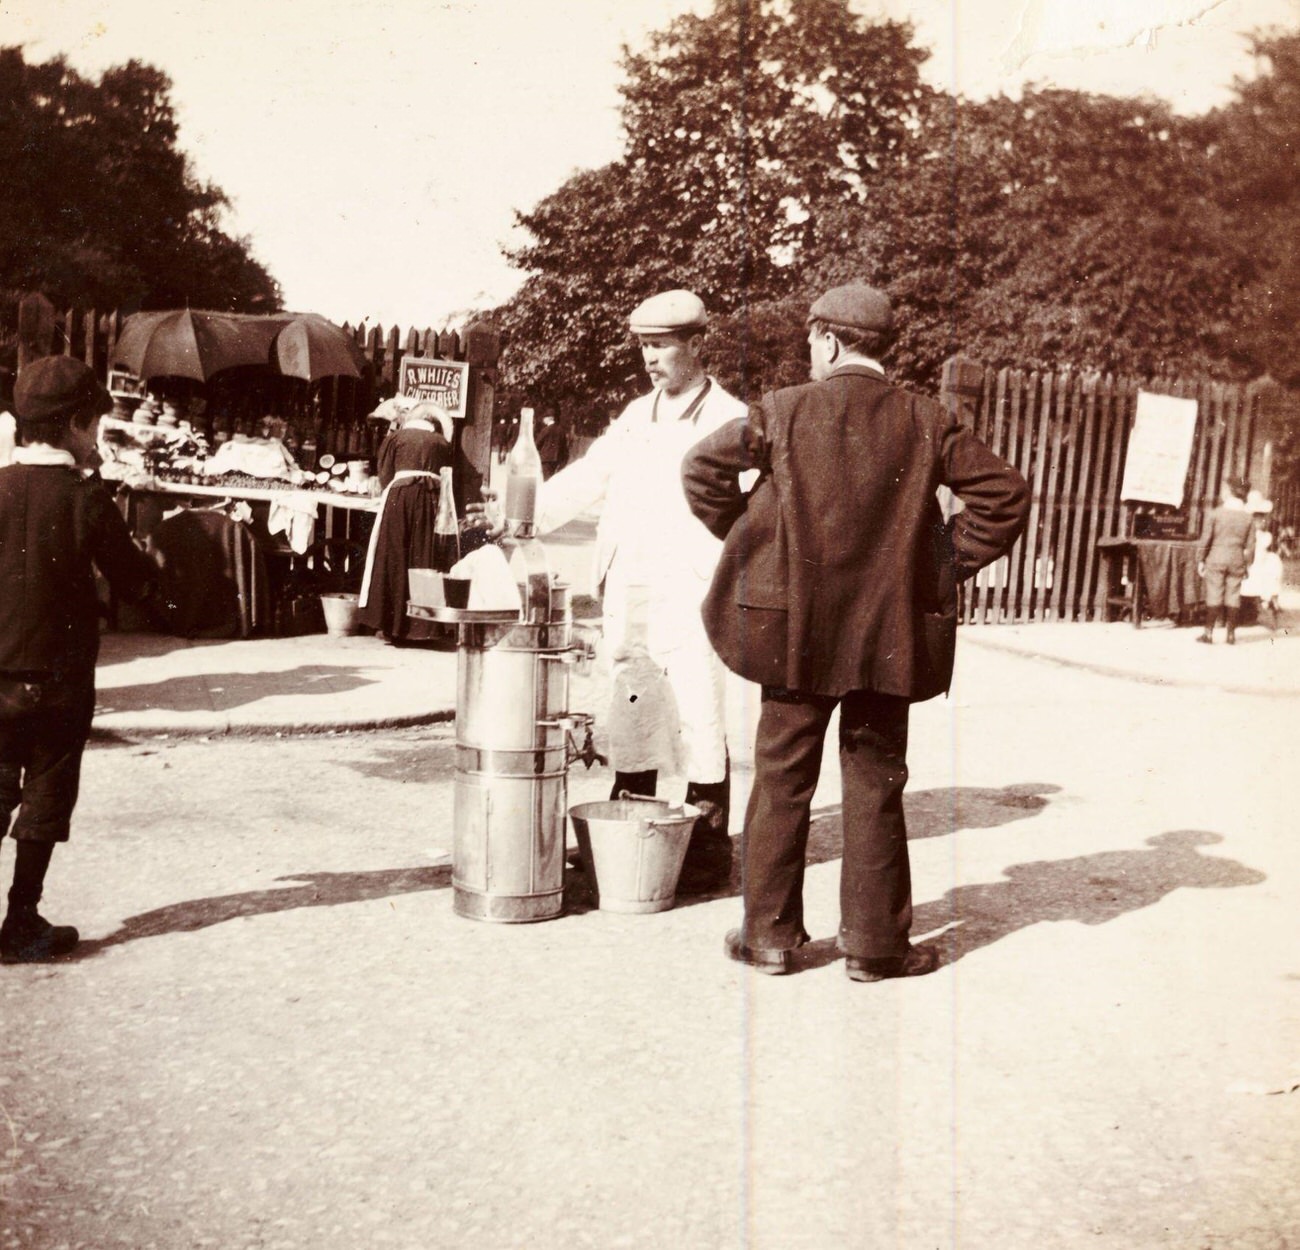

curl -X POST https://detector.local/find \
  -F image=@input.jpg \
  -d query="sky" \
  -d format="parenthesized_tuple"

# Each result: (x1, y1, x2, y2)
(2, 0, 1298, 329)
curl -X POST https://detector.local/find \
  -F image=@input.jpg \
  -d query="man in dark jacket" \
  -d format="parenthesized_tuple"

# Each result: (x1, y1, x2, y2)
(0, 356, 156, 963)
(681, 284, 1029, 981)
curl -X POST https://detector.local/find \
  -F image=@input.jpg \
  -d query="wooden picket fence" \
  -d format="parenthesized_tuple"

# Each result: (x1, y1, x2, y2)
(10, 301, 1295, 625)
(940, 359, 1276, 624)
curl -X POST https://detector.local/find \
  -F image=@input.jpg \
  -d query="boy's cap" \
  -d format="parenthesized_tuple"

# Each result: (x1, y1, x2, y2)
(629, 290, 708, 334)
(808, 283, 893, 333)
(15, 356, 112, 423)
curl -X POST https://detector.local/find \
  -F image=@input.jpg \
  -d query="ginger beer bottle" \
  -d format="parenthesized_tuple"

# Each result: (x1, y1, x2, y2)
(433, 466, 461, 572)
(504, 407, 543, 537)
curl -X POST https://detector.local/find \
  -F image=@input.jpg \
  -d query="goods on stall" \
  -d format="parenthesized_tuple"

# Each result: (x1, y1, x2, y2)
(98, 414, 207, 485)
(98, 417, 375, 496)
(202, 435, 299, 482)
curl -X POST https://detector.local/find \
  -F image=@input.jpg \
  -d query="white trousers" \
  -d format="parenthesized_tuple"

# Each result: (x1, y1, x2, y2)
(601, 566, 728, 784)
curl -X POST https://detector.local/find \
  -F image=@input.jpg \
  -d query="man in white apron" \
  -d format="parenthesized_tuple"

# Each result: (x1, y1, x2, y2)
(534, 290, 748, 893)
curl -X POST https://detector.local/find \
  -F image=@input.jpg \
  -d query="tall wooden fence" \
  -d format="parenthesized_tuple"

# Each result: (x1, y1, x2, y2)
(9, 303, 1295, 625)
(940, 358, 1278, 624)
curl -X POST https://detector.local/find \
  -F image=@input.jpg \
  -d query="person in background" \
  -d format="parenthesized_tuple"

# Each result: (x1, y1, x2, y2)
(525, 289, 748, 894)
(0, 357, 157, 963)
(1241, 490, 1282, 631)
(0, 411, 14, 469)
(357, 401, 454, 644)
(0, 364, 15, 467)
(1196, 476, 1255, 645)
(535, 412, 569, 480)
(682, 283, 1029, 980)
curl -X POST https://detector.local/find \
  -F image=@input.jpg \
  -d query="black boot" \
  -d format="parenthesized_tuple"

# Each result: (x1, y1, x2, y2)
(1196, 607, 1215, 644)
(610, 770, 657, 802)
(1225, 606, 1238, 645)
(1, 842, 77, 964)
(678, 771, 733, 895)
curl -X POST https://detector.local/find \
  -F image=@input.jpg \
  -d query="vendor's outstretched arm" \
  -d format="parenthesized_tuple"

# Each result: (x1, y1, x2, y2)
(532, 420, 624, 534)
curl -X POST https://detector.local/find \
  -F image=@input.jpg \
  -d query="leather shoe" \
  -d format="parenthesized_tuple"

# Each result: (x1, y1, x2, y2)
(724, 928, 796, 975)
(844, 944, 937, 983)
(0, 909, 79, 964)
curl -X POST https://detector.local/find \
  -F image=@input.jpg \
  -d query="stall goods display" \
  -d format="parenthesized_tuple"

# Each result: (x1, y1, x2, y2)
(98, 415, 207, 486)
(99, 418, 375, 495)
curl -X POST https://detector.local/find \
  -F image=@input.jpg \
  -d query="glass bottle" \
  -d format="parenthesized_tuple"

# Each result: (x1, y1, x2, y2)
(504, 406, 543, 537)
(434, 466, 461, 572)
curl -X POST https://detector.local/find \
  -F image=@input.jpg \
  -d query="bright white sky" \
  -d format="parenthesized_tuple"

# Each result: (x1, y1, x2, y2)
(2, 0, 1297, 328)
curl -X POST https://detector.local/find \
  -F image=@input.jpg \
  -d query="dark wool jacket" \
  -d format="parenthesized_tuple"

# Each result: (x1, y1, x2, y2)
(1196, 505, 1255, 576)
(375, 425, 452, 489)
(0, 463, 155, 680)
(682, 365, 1030, 699)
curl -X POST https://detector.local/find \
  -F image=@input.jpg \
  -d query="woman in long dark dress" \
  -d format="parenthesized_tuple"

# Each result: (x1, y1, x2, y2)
(357, 402, 453, 642)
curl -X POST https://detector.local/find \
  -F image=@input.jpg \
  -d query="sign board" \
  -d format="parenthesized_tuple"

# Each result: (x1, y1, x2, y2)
(107, 369, 147, 398)
(1120, 391, 1199, 508)
(398, 357, 470, 419)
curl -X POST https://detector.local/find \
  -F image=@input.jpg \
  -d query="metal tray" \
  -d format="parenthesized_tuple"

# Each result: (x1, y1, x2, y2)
(407, 602, 522, 625)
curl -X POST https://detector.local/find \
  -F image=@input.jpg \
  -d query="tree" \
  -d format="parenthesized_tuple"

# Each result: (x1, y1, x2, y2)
(497, 0, 932, 418)
(802, 87, 1268, 388)
(499, 2, 1300, 438)
(0, 47, 280, 315)
(1207, 32, 1300, 387)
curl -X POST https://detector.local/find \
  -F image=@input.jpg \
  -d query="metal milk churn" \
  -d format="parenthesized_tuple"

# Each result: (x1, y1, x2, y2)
(450, 538, 600, 922)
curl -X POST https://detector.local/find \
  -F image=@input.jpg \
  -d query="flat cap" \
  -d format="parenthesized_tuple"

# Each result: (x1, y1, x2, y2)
(15, 356, 112, 424)
(808, 283, 893, 334)
(628, 289, 708, 335)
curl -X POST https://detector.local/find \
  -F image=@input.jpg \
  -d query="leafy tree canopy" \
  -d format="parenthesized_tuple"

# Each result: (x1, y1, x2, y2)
(0, 46, 281, 317)
(497, 0, 931, 417)
(498, 4, 1300, 430)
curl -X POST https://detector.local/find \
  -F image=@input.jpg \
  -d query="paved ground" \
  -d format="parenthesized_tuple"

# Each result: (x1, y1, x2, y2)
(90, 591, 1300, 740)
(1, 615, 1297, 1247)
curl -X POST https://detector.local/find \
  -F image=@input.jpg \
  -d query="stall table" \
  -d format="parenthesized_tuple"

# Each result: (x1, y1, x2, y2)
(111, 478, 379, 636)
(1096, 536, 1203, 628)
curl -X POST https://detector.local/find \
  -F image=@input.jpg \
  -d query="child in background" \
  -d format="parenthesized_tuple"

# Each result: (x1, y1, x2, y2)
(1242, 505, 1284, 631)
(1196, 476, 1255, 645)
(0, 357, 157, 963)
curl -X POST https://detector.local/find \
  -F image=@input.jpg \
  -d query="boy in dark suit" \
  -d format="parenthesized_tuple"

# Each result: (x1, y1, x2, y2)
(1195, 476, 1255, 645)
(0, 357, 156, 963)
(682, 284, 1029, 981)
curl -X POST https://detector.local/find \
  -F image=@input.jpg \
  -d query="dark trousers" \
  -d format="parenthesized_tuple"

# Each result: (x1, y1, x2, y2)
(742, 687, 912, 959)
(0, 679, 96, 844)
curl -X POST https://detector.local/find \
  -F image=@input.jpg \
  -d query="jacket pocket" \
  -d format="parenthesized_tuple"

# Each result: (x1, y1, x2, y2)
(731, 483, 788, 609)
(912, 610, 957, 701)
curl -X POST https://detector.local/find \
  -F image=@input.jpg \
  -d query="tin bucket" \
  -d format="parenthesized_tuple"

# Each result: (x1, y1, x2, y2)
(569, 798, 700, 914)
(320, 592, 359, 637)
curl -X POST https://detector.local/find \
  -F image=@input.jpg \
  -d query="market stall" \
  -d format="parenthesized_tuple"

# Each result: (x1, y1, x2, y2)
(102, 309, 378, 636)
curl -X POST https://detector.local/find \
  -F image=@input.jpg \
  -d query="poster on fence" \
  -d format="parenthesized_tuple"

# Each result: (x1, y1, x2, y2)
(1120, 391, 1199, 507)
(398, 357, 470, 419)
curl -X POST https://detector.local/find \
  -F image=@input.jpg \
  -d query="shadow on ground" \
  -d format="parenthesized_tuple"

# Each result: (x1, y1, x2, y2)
(652, 782, 1063, 913)
(761, 829, 1266, 975)
(69, 864, 451, 959)
(338, 728, 458, 785)
(94, 665, 377, 714)
(915, 829, 1265, 968)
